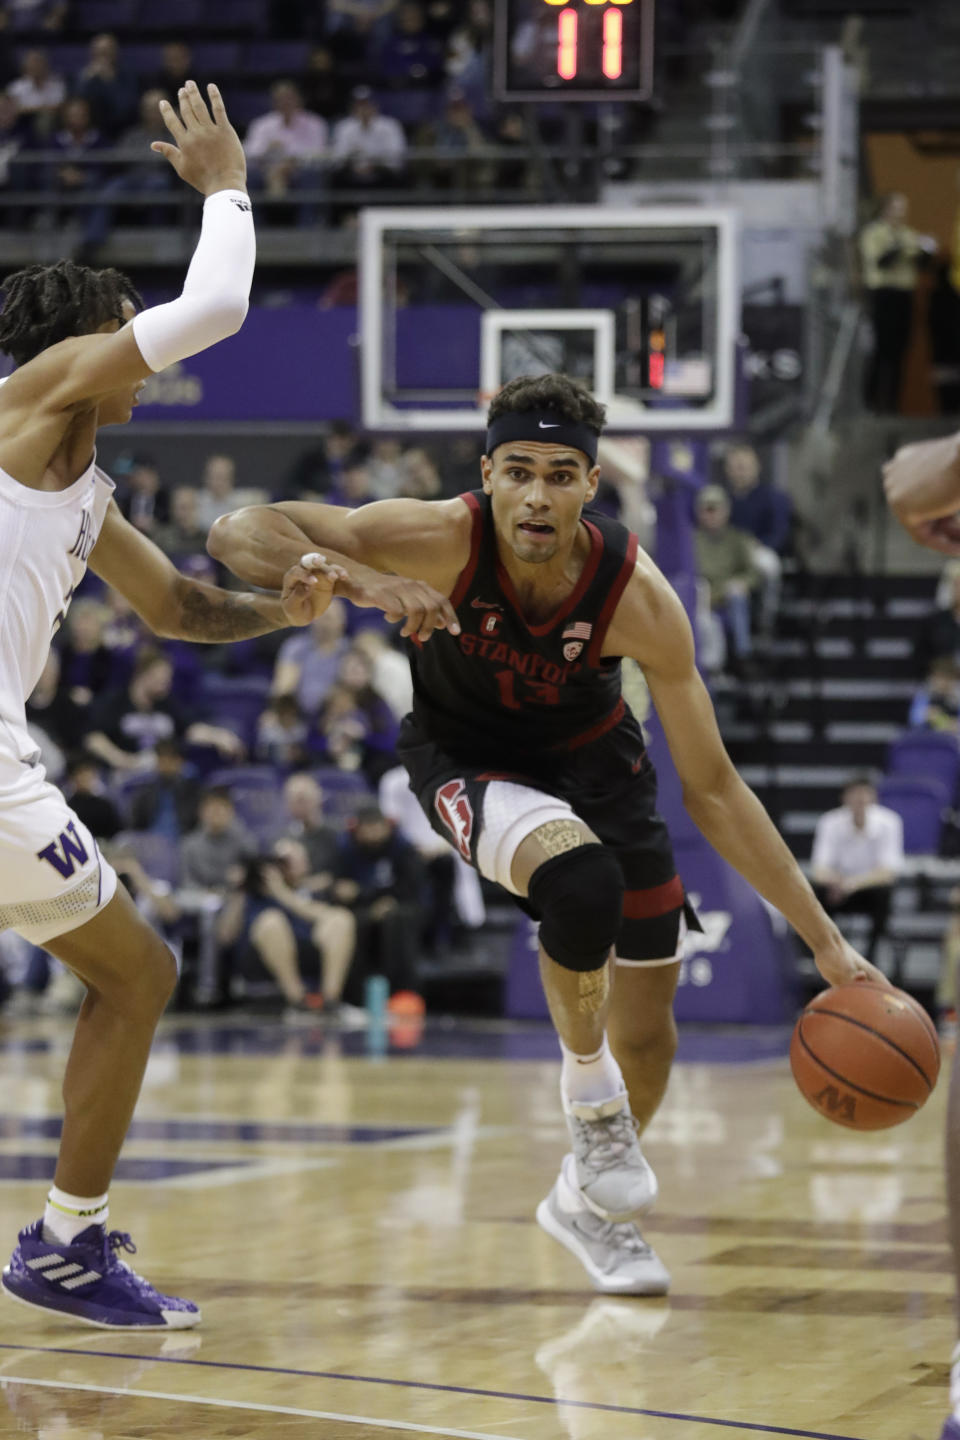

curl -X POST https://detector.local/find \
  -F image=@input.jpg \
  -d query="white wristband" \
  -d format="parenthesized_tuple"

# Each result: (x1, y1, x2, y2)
(131, 189, 255, 373)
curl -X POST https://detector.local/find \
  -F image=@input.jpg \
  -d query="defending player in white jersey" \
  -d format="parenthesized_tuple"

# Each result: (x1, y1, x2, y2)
(0, 81, 377, 1331)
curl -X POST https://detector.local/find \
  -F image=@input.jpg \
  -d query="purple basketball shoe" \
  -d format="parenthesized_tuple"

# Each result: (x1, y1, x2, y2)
(2, 1220, 200, 1329)
(941, 1419, 960, 1440)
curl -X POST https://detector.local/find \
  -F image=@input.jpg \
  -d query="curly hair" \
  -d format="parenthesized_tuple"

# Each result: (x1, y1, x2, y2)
(0, 260, 143, 367)
(486, 373, 607, 434)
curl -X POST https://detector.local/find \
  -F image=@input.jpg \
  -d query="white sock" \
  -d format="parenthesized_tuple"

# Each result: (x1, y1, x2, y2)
(43, 1186, 109, 1245)
(560, 1035, 625, 1106)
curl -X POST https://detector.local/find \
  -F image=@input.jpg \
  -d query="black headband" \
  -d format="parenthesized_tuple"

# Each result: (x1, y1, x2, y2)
(485, 410, 599, 466)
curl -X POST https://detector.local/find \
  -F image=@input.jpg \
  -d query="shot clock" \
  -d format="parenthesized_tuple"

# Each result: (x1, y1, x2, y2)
(494, 0, 654, 102)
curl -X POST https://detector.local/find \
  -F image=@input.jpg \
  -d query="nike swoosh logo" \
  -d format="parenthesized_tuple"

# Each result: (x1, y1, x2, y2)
(471, 598, 502, 610)
(538, 422, 560, 429)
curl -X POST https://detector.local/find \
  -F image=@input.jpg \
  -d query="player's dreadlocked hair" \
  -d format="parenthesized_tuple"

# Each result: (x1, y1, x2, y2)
(0, 261, 144, 368)
(487, 373, 607, 434)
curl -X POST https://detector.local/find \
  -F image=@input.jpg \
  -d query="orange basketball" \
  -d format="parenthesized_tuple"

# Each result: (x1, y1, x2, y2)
(790, 982, 940, 1130)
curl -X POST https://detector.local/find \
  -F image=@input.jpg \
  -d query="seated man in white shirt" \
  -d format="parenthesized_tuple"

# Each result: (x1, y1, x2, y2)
(330, 85, 406, 202)
(810, 774, 904, 964)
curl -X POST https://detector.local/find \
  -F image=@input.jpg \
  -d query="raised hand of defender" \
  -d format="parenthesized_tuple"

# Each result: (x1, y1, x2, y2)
(300, 552, 460, 642)
(151, 81, 247, 195)
(280, 554, 350, 627)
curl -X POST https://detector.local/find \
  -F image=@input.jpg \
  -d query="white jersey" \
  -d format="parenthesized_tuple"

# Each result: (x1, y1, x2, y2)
(0, 456, 114, 767)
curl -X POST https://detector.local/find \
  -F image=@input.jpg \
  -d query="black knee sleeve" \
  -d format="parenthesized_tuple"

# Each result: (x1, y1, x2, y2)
(528, 843, 624, 972)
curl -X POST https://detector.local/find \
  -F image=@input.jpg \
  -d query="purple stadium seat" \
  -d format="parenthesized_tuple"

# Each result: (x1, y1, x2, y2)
(206, 766, 285, 846)
(36, 43, 88, 75)
(75, 0, 139, 31)
(115, 831, 181, 887)
(137, 0, 202, 31)
(240, 40, 310, 76)
(225, 88, 271, 127)
(877, 776, 949, 855)
(123, 42, 164, 75)
(887, 729, 960, 799)
(198, 674, 271, 749)
(196, 0, 268, 33)
(373, 89, 438, 130)
(191, 41, 242, 75)
(309, 767, 372, 824)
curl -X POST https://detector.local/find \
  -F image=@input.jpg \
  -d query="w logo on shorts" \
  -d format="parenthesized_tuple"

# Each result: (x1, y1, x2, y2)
(37, 822, 90, 879)
(434, 779, 474, 862)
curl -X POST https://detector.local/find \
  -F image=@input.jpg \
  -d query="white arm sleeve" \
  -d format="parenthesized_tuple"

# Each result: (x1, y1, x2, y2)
(131, 189, 255, 373)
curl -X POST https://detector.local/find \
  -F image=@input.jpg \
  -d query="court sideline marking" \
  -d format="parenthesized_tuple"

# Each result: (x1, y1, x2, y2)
(0, 1375, 523, 1440)
(0, 1343, 871, 1440)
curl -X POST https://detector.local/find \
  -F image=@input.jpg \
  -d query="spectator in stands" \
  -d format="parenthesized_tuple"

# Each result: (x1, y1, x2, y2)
(316, 647, 399, 780)
(366, 436, 405, 498)
(0, 93, 29, 206)
(181, 787, 256, 895)
(128, 737, 199, 838)
(330, 85, 407, 203)
(375, 1, 445, 89)
(63, 752, 122, 842)
(398, 445, 442, 499)
(860, 193, 936, 414)
(244, 80, 327, 215)
(326, 456, 377, 508)
(694, 484, 759, 669)
(75, 33, 137, 139)
(52, 96, 107, 257)
(24, 652, 70, 775)
(811, 775, 904, 964)
(429, 88, 490, 190)
(255, 693, 310, 770)
(920, 562, 960, 673)
(332, 801, 424, 999)
(272, 598, 349, 716)
(723, 442, 792, 554)
(195, 453, 244, 531)
(85, 648, 244, 773)
(154, 485, 210, 561)
(723, 441, 791, 636)
(148, 41, 197, 100)
(447, 0, 493, 100)
(283, 420, 362, 498)
(218, 844, 360, 1021)
(909, 658, 960, 734)
(300, 44, 350, 120)
(281, 772, 341, 879)
(324, 0, 396, 37)
(110, 88, 175, 220)
(116, 452, 168, 534)
(351, 628, 413, 720)
(6, 0, 68, 30)
(57, 597, 114, 713)
(7, 48, 65, 137)
(492, 109, 532, 191)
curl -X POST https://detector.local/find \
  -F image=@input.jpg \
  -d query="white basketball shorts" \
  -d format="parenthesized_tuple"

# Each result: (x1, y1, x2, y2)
(0, 751, 117, 945)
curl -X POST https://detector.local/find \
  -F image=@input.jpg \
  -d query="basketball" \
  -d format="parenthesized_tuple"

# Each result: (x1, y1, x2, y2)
(790, 982, 940, 1130)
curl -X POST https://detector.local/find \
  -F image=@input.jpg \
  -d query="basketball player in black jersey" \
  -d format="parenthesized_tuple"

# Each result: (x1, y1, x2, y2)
(211, 373, 884, 1292)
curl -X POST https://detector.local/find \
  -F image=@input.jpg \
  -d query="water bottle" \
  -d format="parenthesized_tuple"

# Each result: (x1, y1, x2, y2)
(365, 973, 389, 1058)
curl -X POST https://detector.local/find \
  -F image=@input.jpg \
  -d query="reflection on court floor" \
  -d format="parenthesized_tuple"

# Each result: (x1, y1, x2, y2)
(0, 1016, 949, 1440)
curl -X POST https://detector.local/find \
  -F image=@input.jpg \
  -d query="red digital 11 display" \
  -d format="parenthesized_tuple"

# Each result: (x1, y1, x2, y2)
(494, 0, 653, 103)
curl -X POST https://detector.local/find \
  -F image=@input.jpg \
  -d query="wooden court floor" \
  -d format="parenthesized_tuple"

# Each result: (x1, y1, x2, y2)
(0, 1014, 950, 1440)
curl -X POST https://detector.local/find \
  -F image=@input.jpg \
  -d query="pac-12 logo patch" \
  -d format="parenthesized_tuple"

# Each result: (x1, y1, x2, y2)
(562, 620, 592, 662)
(434, 779, 474, 861)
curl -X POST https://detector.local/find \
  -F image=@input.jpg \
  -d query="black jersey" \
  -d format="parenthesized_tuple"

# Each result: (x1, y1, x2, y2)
(407, 489, 640, 767)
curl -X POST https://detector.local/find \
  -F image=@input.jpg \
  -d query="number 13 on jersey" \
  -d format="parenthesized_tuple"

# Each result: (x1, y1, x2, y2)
(494, 0, 654, 103)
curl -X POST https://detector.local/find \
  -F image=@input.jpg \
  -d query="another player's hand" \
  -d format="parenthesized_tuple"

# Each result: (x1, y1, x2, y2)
(152, 81, 247, 195)
(814, 936, 891, 989)
(300, 552, 461, 642)
(884, 433, 960, 554)
(280, 554, 350, 626)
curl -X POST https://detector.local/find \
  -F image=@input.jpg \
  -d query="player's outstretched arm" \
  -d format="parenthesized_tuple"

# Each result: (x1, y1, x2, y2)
(884, 431, 960, 553)
(1, 82, 252, 415)
(209, 496, 469, 640)
(606, 559, 888, 989)
(89, 501, 335, 641)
